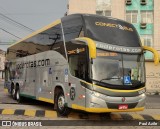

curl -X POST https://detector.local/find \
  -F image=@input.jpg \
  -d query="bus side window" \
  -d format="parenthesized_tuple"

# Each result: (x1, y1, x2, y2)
(68, 47, 88, 81)
(69, 56, 87, 80)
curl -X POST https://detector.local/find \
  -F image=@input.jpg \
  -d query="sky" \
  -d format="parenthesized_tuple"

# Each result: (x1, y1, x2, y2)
(0, 0, 68, 51)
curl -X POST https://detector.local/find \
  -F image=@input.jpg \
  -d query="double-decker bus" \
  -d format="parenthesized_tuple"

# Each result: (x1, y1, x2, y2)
(4, 14, 159, 116)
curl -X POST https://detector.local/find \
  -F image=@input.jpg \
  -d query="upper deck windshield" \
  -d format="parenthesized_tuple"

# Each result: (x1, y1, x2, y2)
(83, 15, 141, 47)
(92, 49, 145, 90)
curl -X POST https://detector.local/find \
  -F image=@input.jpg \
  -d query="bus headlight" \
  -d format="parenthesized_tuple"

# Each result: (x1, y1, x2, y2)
(94, 92, 100, 97)
(93, 91, 107, 99)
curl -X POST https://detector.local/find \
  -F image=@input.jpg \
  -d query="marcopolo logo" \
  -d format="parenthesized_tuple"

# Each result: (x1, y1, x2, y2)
(17, 59, 50, 69)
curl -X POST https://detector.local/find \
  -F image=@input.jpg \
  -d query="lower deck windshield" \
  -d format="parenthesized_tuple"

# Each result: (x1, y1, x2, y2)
(92, 49, 145, 90)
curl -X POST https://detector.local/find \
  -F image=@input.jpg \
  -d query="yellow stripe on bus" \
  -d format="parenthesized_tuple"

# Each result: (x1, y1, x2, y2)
(80, 80, 145, 93)
(72, 104, 144, 113)
(38, 97, 54, 104)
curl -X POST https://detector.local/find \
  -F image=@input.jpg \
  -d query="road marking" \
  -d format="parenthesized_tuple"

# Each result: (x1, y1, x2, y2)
(14, 109, 25, 115)
(24, 109, 36, 117)
(141, 114, 154, 120)
(35, 110, 45, 117)
(0, 108, 160, 120)
(151, 115, 160, 120)
(130, 114, 145, 120)
(45, 110, 57, 118)
(2, 109, 15, 115)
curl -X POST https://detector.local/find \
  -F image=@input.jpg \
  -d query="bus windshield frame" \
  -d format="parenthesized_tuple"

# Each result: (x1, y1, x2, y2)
(91, 49, 145, 90)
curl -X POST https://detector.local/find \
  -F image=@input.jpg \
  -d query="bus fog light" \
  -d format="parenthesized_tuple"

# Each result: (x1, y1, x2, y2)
(140, 93, 146, 98)
(94, 92, 100, 97)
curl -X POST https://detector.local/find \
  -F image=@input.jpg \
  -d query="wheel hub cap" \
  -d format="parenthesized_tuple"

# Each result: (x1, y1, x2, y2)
(58, 95, 65, 110)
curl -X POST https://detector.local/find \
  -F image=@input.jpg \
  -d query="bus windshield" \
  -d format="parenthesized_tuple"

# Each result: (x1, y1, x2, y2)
(84, 15, 141, 47)
(92, 49, 145, 89)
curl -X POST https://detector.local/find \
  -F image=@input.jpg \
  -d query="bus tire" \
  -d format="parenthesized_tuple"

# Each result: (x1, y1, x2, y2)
(56, 90, 71, 116)
(15, 86, 22, 103)
(11, 85, 16, 100)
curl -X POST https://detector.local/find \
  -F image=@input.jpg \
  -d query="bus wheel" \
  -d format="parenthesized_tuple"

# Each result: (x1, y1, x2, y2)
(15, 87, 22, 103)
(56, 90, 71, 116)
(11, 86, 16, 100)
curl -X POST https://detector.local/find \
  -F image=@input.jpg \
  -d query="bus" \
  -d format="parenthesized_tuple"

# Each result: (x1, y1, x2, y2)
(4, 14, 159, 116)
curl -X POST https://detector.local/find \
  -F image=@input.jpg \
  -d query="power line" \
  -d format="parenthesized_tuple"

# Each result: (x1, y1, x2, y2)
(0, 28, 21, 39)
(0, 12, 34, 32)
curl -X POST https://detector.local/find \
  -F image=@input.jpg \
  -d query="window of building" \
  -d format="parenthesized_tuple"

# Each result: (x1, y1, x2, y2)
(140, 35, 153, 47)
(96, 0, 111, 17)
(96, 0, 111, 5)
(104, 10, 111, 16)
(141, 11, 153, 23)
(126, 11, 138, 23)
(96, 11, 103, 16)
(96, 10, 111, 16)
(141, 35, 153, 60)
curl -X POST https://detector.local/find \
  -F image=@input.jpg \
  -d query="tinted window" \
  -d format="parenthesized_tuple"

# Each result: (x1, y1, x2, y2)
(66, 41, 89, 81)
(7, 24, 66, 59)
(83, 15, 141, 47)
(62, 15, 84, 42)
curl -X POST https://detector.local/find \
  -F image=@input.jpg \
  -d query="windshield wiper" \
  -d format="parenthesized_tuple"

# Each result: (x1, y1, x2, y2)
(100, 77, 120, 82)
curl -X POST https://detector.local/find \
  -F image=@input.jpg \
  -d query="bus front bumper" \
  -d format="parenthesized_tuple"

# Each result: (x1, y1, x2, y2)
(72, 89, 146, 113)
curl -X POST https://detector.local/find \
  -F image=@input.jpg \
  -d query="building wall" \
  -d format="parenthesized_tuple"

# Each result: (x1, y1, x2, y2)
(146, 62, 160, 93)
(126, 0, 154, 59)
(0, 50, 5, 79)
(154, 0, 160, 54)
(111, 0, 125, 20)
(68, 0, 96, 15)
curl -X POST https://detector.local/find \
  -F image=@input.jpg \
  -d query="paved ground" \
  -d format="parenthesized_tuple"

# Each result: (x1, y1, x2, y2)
(0, 80, 160, 129)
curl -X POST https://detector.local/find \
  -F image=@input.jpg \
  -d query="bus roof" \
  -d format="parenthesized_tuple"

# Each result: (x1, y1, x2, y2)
(8, 14, 133, 49)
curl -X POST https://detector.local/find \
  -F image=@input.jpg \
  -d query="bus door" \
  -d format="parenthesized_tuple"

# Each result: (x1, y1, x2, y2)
(66, 41, 89, 108)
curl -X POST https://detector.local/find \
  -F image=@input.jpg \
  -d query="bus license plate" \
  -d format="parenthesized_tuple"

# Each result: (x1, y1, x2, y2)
(118, 104, 128, 110)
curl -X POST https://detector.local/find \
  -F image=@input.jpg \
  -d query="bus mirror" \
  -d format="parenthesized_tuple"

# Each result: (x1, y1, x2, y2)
(143, 46, 159, 65)
(91, 58, 93, 64)
(74, 37, 96, 59)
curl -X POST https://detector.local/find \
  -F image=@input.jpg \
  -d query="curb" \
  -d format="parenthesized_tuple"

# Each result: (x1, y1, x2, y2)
(146, 92, 160, 95)
(0, 109, 160, 120)
(0, 109, 57, 118)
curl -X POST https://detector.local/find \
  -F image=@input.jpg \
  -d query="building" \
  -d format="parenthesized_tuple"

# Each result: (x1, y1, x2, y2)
(67, 0, 160, 93)
(0, 49, 5, 79)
